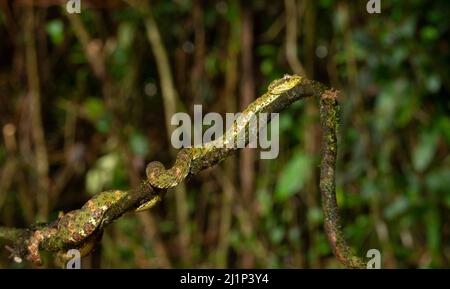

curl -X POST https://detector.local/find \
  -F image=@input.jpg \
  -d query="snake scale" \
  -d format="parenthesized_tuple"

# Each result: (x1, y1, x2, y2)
(23, 74, 325, 265)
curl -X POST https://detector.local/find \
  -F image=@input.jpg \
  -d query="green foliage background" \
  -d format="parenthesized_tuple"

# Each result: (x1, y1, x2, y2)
(0, 0, 448, 268)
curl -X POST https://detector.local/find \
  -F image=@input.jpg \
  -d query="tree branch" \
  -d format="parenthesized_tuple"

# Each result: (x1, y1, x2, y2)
(0, 76, 364, 268)
(320, 89, 365, 268)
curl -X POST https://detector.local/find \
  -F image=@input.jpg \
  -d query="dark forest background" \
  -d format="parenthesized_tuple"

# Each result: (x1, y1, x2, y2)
(0, 0, 449, 268)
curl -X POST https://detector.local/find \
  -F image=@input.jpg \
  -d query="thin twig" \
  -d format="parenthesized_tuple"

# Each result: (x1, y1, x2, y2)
(24, 6, 50, 221)
(136, 1, 192, 261)
(284, 0, 306, 77)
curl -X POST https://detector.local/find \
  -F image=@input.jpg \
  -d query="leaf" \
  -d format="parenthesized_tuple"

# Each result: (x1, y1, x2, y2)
(83, 98, 105, 121)
(82, 98, 112, 133)
(257, 188, 272, 216)
(425, 168, 450, 193)
(437, 116, 450, 144)
(205, 54, 219, 76)
(307, 207, 323, 225)
(275, 152, 312, 202)
(260, 58, 274, 76)
(384, 196, 409, 220)
(86, 153, 121, 195)
(279, 113, 293, 133)
(425, 209, 441, 259)
(86, 169, 102, 195)
(425, 74, 441, 93)
(117, 23, 135, 49)
(46, 20, 64, 45)
(129, 132, 150, 157)
(412, 131, 439, 172)
(269, 226, 284, 245)
(420, 26, 439, 42)
(319, 0, 334, 8)
(257, 45, 276, 57)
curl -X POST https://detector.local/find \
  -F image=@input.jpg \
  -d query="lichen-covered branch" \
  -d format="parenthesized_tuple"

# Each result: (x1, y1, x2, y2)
(319, 90, 365, 268)
(0, 75, 365, 268)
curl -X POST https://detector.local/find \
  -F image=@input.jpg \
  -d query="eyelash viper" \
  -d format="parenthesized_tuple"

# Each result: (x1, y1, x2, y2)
(24, 74, 324, 266)
(143, 74, 314, 194)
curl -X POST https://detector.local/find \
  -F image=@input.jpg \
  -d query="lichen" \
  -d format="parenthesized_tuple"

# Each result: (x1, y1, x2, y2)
(319, 90, 365, 269)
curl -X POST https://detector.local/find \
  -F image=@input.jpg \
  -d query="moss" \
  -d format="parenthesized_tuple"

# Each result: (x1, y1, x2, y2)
(319, 91, 365, 269)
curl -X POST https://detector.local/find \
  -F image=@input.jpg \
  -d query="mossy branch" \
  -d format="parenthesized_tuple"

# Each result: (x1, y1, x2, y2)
(319, 90, 365, 268)
(0, 76, 365, 268)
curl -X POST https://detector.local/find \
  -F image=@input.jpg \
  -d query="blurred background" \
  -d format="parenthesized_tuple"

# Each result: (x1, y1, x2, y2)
(0, 0, 449, 268)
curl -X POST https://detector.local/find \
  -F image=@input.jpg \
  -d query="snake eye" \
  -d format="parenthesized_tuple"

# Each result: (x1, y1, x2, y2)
(268, 75, 302, 95)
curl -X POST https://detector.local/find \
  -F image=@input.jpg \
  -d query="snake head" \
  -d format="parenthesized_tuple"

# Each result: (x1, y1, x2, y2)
(268, 74, 302, 95)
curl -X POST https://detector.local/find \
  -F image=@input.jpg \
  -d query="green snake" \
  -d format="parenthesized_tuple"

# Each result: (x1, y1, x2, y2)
(143, 74, 311, 192)
(23, 74, 325, 265)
